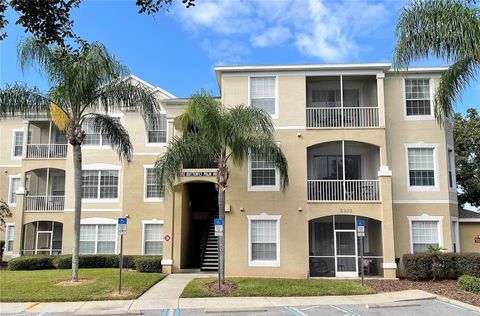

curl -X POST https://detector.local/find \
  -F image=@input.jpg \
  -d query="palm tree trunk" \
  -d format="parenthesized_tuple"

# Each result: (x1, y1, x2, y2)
(218, 187, 225, 285)
(71, 143, 82, 282)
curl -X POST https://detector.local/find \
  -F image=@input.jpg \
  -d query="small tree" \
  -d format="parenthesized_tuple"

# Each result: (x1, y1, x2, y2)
(155, 92, 289, 285)
(454, 108, 480, 207)
(0, 38, 161, 281)
(0, 199, 12, 230)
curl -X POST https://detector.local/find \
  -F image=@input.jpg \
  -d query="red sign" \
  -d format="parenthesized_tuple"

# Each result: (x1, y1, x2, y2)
(475, 235, 480, 243)
(164, 234, 171, 242)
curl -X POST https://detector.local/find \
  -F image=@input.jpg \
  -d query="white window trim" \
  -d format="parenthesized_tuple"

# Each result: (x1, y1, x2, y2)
(8, 174, 21, 207)
(247, 213, 281, 267)
(403, 77, 435, 121)
(145, 111, 168, 147)
(79, 217, 118, 254)
(447, 144, 457, 192)
(404, 143, 440, 192)
(141, 219, 164, 255)
(143, 165, 164, 202)
(248, 75, 279, 119)
(451, 216, 460, 252)
(4, 222, 15, 254)
(407, 214, 444, 253)
(82, 114, 123, 149)
(81, 164, 120, 203)
(11, 128, 24, 160)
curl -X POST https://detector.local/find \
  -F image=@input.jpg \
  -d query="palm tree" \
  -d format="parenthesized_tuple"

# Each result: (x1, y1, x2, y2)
(0, 199, 12, 230)
(155, 91, 288, 285)
(393, 0, 480, 121)
(0, 39, 161, 281)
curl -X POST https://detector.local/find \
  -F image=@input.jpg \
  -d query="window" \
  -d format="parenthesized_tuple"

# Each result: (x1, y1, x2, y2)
(411, 221, 440, 253)
(5, 224, 14, 253)
(408, 148, 435, 187)
(250, 77, 277, 117)
(145, 167, 163, 200)
(80, 224, 116, 254)
(249, 152, 279, 191)
(147, 114, 167, 144)
(83, 117, 118, 146)
(248, 214, 281, 266)
(405, 79, 432, 116)
(143, 222, 163, 255)
(12, 130, 23, 157)
(8, 176, 20, 205)
(447, 147, 455, 189)
(81, 170, 119, 200)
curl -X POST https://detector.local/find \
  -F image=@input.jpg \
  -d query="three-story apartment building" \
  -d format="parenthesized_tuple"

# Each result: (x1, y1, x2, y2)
(1, 63, 461, 278)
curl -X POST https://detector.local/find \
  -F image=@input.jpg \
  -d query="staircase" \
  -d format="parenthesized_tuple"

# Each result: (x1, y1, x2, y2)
(201, 218, 219, 271)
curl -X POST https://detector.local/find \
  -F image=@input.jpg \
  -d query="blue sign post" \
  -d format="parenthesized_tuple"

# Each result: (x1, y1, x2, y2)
(118, 217, 127, 293)
(357, 219, 365, 286)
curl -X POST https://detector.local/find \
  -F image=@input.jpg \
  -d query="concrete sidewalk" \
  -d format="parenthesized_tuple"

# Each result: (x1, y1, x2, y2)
(0, 290, 438, 314)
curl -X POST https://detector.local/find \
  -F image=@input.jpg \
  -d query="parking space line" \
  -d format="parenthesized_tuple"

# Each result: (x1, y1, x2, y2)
(300, 306, 321, 311)
(285, 306, 308, 316)
(435, 300, 480, 314)
(160, 309, 169, 316)
(174, 308, 180, 316)
(330, 305, 361, 316)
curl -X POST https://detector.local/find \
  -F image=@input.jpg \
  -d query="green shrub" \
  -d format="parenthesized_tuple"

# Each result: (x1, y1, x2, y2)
(8, 255, 54, 270)
(458, 275, 480, 294)
(53, 254, 140, 269)
(403, 252, 480, 280)
(135, 256, 162, 273)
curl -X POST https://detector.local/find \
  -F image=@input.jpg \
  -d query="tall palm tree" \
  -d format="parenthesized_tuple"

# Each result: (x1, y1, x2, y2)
(0, 39, 161, 281)
(155, 91, 289, 285)
(394, 0, 480, 121)
(0, 199, 12, 230)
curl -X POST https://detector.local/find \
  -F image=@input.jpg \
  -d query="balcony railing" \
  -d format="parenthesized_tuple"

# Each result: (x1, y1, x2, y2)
(25, 196, 65, 211)
(26, 144, 67, 159)
(307, 180, 380, 201)
(306, 107, 380, 128)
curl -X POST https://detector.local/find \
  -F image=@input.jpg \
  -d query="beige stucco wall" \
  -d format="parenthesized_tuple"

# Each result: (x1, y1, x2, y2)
(459, 222, 480, 253)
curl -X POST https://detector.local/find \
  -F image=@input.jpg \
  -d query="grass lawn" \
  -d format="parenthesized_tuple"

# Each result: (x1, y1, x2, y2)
(181, 278, 376, 298)
(0, 268, 165, 302)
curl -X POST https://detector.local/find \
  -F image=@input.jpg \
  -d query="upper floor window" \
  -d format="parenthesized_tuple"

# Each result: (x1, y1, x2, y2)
(12, 130, 23, 158)
(248, 152, 279, 191)
(83, 117, 119, 146)
(407, 147, 436, 188)
(147, 114, 167, 144)
(145, 167, 163, 200)
(80, 224, 116, 254)
(82, 170, 119, 200)
(8, 176, 20, 205)
(405, 79, 432, 117)
(250, 77, 277, 117)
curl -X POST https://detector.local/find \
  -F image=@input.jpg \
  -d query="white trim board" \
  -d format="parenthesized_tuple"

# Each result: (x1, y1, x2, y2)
(393, 200, 457, 204)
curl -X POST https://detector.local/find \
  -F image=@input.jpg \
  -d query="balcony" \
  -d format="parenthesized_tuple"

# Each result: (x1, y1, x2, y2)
(26, 120, 68, 159)
(306, 75, 380, 128)
(307, 141, 380, 202)
(24, 168, 65, 212)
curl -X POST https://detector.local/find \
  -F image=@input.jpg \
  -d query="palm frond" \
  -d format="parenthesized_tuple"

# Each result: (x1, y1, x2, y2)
(393, 0, 480, 69)
(85, 113, 133, 161)
(435, 58, 480, 121)
(155, 133, 216, 191)
(0, 199, 12, 230)
(226, 105, 275, 141)
(49, 103, 71, 132)
(0, 83, 50, 116)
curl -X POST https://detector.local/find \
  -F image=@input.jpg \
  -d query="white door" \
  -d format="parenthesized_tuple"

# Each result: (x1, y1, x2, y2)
(335, 230, 358, 277)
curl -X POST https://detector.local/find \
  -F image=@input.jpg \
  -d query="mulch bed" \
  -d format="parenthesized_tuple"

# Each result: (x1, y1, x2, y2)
(364, 279, 480, 307)
(204, 280, 238, 296)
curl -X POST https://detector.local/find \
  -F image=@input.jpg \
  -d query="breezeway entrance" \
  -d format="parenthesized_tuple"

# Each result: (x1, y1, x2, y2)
(309, 215, 383, 277)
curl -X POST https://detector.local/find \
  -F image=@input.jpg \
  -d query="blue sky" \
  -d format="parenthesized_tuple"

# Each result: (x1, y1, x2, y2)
(0, 0, 478, 114)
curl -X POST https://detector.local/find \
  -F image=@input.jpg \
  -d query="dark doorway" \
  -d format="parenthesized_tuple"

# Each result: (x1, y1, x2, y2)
(181, 182, 218, 269)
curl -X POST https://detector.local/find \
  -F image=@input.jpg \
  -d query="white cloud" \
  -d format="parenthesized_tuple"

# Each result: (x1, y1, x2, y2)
(175, 0, 392, 63)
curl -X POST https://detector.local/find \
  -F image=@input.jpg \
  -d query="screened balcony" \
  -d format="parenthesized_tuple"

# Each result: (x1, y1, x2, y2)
(26, 121, 68, 159)
(307, 141, 380, 201)
(22, 221, 63, 255)
(24, 168, 65, 212)
(306, 76, 379, 128)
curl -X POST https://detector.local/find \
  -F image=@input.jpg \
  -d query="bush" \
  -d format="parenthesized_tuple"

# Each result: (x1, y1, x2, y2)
(403, 252, 480, 280)
(135, 256, 162, 273)
(458, 275, 480, 294)
(8, 255, 54, 270)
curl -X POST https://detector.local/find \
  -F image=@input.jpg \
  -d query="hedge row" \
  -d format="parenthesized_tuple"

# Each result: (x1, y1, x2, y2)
(403, 252, 480, 280)
(458, 275, 480, 294)
(8, 254, 162, 273)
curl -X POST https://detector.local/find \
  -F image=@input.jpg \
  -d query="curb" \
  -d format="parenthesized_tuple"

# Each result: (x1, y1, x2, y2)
(436, 295, 480, 314)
